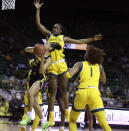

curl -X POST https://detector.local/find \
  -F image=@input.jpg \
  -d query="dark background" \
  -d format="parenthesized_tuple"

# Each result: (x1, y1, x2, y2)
(1, 0, 129, 41)
(0, 0, 129, 109)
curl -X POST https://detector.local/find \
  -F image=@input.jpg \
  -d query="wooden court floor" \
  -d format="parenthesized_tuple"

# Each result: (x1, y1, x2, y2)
(0, 124, 129, 131)
(0, 119, 128, 131)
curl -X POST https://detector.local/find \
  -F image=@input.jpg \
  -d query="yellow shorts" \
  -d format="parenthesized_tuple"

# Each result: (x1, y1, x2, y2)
(73, 88, 104, 113)
(24, 90, 43, 105)
(47, 60, 67, 75)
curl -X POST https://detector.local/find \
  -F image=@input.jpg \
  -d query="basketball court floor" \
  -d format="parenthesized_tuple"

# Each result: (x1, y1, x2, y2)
(0, 118, 128, 131)
(0, 122, 128, 131)
(0, 124, 129, 131)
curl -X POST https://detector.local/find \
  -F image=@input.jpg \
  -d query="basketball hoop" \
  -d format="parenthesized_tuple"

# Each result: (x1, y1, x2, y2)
(2, 0, 16, 10)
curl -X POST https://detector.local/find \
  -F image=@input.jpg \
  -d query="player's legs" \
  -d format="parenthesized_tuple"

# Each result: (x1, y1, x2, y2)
(48, 74, 58, 126)
(47, 92, 51, 121)
(49, 74, 58, 111)
(20, 107, 40, 131)
(59, 73, 69, 122)
(94, 111, 112, 131)
(59, 73, 69, 109)
(47, 93, 52, 131)
(69, 110, 81, 131)
(20, 107, 28, 131)
(20, 81, 43, 126)
(31, 91, 43, 131)
(31, 113, 40, 131)
(57, 98, 65, 131)
(20, 92, 29, 131)
(33, 93, 50, 130)
(86, 105, 93, 131)
(88, 89, 112, 131)
(28, 81, 40, 112)
(21, 107, 28, 120)
(69, 89, 88, 131)
(33, 93, 43, 119)
(93, 114, 97, 129)
(47, 86, 57, 128)
(21, 91, 28, 120)
(20, 82, 40, 126)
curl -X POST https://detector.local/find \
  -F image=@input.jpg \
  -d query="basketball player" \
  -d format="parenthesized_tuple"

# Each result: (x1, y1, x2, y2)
(33, 0, 103, 126)
(20, 58, 45, 131)
(20, 44, 53, 131)
(67, 45, 112, 131)
(20, 43, 62, 131)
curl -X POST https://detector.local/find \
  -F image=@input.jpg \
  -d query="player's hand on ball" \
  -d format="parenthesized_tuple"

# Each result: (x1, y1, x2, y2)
(34, 43, 46, 56)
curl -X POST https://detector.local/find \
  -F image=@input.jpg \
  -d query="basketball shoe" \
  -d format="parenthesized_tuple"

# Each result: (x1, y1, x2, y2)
(41, 121, 50, 131)
(20, 115, 31, 126)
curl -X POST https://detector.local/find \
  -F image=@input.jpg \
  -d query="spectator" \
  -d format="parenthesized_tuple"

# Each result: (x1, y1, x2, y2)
(8, 93, 24, 123)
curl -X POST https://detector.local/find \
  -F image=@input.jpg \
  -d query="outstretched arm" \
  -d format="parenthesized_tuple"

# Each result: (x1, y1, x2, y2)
(24, 42, 61, 55)
(64, 33, 102, 44)
(67, 62, 83, 78)
(33, 0, 51, 37)
(99, 64, 106, 83)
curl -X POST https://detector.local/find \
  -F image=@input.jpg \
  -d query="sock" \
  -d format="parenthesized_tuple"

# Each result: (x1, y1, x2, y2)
(27, 111, 32, 119)
(59, 126, 64, 130)
(49, 111, 54, 117)
(40, 118, 46, 124)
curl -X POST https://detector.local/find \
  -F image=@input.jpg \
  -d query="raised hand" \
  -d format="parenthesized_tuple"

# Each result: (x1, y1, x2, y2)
(94, 33, 103, 41)
(33, 0, 44, 9)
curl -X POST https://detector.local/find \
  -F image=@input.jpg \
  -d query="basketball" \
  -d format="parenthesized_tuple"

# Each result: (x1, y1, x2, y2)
(34, 44, 46, 56)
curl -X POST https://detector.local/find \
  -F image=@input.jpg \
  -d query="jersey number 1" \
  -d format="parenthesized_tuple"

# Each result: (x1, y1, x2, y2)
(90, 67, 93, 77)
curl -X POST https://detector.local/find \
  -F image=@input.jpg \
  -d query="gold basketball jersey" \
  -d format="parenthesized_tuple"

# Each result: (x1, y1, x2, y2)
(78, 61, 100, 88)
(47, 35, 65, 61)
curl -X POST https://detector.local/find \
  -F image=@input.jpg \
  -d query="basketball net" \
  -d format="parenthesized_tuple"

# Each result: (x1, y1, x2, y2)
(2, 0, 16, 10)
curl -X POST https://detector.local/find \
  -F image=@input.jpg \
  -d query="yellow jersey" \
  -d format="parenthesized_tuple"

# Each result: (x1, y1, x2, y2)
(47, 35, 65, 61)
(78, 61, 100, 89)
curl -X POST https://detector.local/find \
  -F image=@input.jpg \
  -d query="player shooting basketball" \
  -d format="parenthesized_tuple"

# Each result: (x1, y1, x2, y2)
(20, 43, 62, 131)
